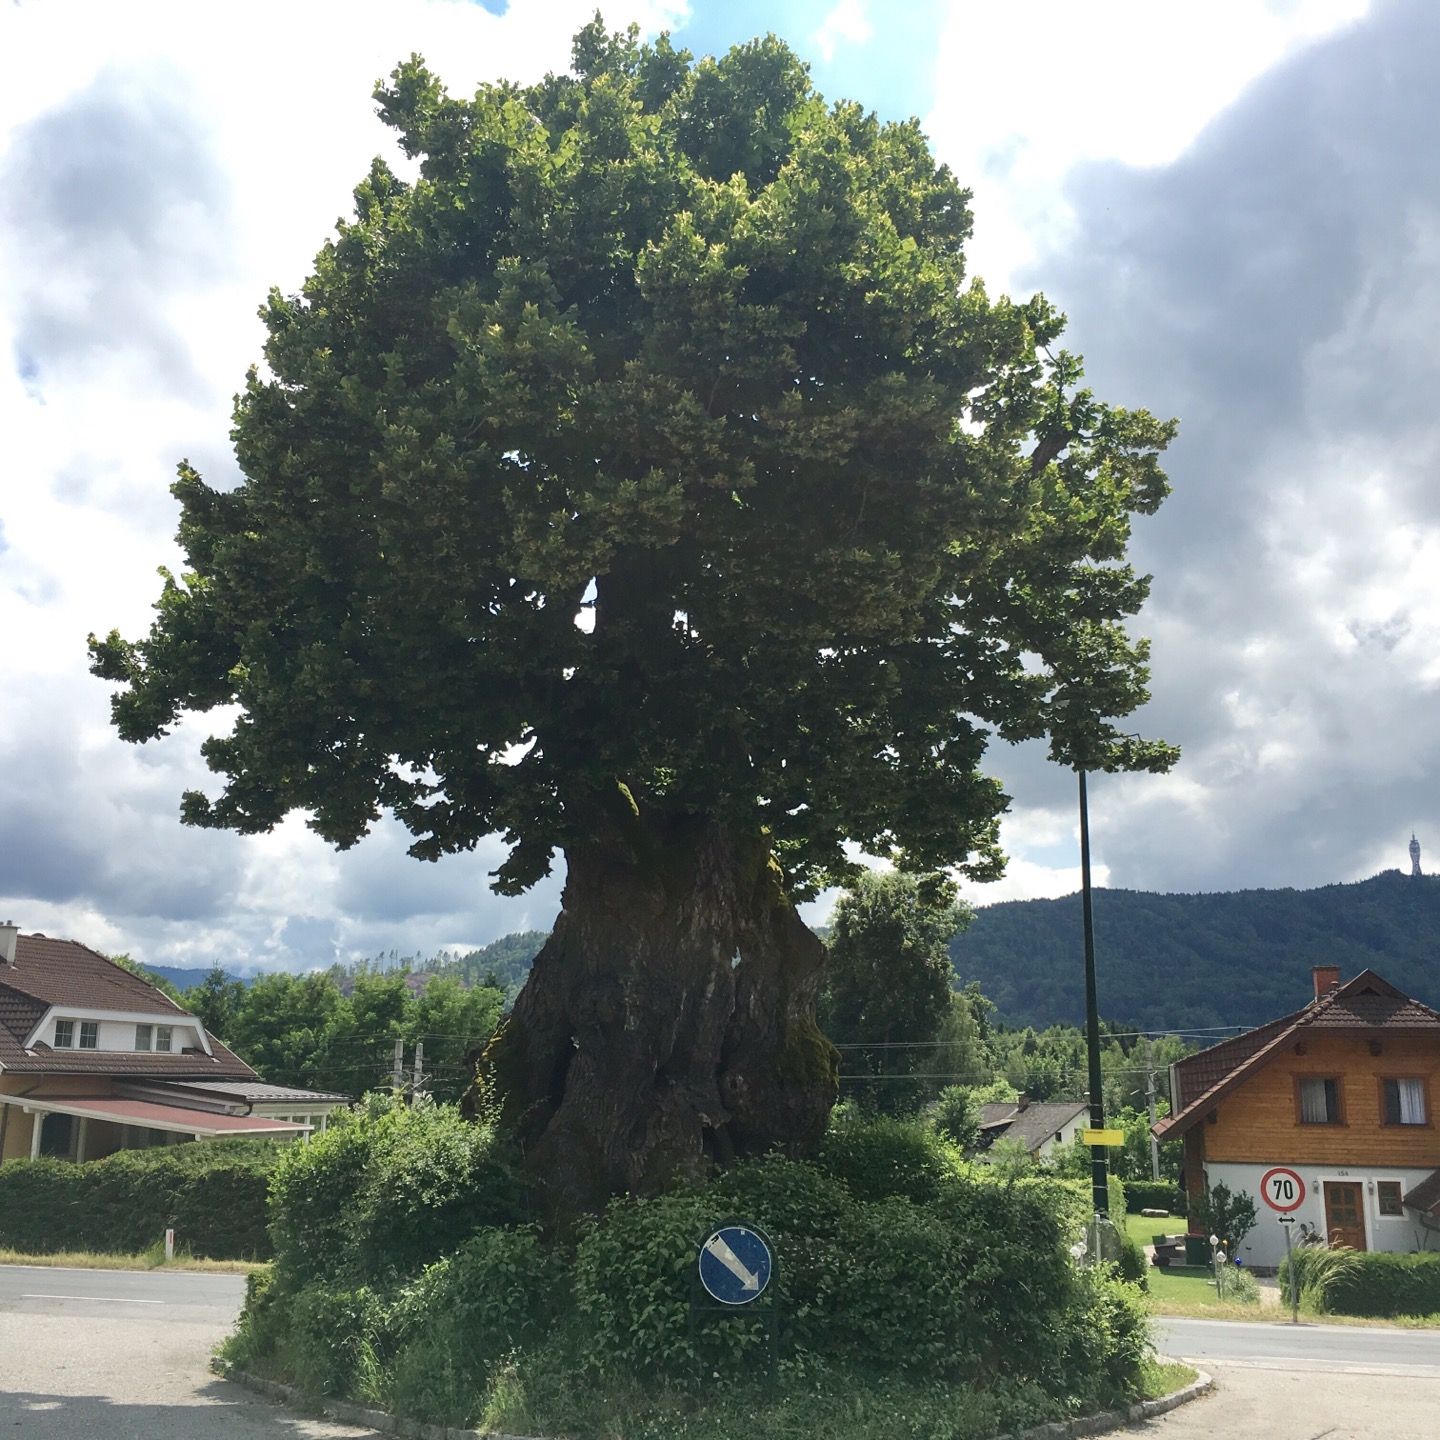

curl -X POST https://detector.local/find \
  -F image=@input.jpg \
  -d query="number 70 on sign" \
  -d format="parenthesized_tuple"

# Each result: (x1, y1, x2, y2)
(1259, 1166, 1306, 1212)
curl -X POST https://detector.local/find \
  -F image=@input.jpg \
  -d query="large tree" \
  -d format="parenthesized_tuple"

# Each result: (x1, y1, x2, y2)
(90, 21, 1176, 1211)
(821, 870, 968, 1113)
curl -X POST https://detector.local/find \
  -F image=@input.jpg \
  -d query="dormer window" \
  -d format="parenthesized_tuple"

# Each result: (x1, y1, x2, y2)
(136, 1024, 153, 1051)
(54, 1019, 74, 1048)
(156, 1026, 173, 1053)
(78, 1021, 98, 1050)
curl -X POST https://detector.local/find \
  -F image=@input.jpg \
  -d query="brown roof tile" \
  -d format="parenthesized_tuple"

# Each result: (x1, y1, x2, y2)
(1156, 969, 1440, 1141)
(0, 933, 256, 1081)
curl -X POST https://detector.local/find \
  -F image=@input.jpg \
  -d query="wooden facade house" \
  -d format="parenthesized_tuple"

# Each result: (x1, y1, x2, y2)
(1154, 965, 1440, 1269)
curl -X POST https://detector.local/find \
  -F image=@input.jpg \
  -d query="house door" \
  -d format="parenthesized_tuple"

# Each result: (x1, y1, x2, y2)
(1323, 1182, 1367, 1251)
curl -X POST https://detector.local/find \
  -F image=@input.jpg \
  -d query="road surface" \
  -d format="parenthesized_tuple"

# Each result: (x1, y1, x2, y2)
(1151, 1315, 1440, 1439)
(0, 1264, 374, 1438)
(6, 1265, 1440, 1437)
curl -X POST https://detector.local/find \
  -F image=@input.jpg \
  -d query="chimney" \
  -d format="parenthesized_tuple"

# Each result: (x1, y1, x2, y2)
(1312, 965, 1341, 1000)
(1015, 1094, 1030, 1112)
(0, 922, 17, 966)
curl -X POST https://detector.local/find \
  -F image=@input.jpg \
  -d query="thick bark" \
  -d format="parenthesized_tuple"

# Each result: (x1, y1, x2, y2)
(468, 807, 838, 1214)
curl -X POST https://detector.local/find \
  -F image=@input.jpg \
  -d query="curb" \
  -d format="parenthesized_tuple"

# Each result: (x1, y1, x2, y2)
(994, 1368, 1214, 1440)
(215, 1359, 1213, 1440)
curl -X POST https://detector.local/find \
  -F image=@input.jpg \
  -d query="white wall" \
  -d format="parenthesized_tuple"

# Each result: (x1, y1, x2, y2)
(1205, 1160, 1440, 1270)
(1033, 1115, 1089, 1162)
(43, 1015, 202, 1053)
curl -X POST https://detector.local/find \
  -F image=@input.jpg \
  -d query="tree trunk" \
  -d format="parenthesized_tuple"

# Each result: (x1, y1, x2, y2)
(468, 805, 838, 1214)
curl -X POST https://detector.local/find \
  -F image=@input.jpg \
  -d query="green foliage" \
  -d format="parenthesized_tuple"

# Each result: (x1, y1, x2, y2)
(822, 872, 972, 1113)
(929, 1085, 981, 1151)
(1192, 1180, 1258, 1260)
(814, 1105, 961, 1203)
(0, 1140, 275, 1259)
(286, 1284, 389, 1399)
(1280, 1248, 1440, 1317)
(951, 872, 1440, 1030)
(197, 964, 505, 1102)
(267, 1097, 528, 1285)
(388, 1228, 559, 1424)
(92, 17, 1174, 905)
(236, 1102, 1153, 1428)
(1125, 1179, 1187, 1214)
(1212, 1263, 1260, 1305)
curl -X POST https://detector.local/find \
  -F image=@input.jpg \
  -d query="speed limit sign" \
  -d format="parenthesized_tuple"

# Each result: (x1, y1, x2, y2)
(1259, 1166, 1306, 1212)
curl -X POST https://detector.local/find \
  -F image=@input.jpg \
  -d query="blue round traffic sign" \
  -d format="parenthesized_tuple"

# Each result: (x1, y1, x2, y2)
(698, 1223, 773, 1306)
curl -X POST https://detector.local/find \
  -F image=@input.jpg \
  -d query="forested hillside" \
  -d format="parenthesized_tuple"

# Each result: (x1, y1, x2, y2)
(951, 870, 1440, 1030)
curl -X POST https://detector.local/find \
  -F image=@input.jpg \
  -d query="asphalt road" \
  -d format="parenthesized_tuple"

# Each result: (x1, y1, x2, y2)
(0, 1265, 374, 1438)
(6, 1266, 1440, 1438)
(1156, 1315, 1440, 1377)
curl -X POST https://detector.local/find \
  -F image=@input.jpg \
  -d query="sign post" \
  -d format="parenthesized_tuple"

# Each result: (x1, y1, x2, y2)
(691, 1221, 779, 1390)
(1278, 1216, 1298, 1324)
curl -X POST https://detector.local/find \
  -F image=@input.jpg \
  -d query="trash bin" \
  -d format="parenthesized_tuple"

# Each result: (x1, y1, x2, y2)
(1184, 1233, 1210, 1266)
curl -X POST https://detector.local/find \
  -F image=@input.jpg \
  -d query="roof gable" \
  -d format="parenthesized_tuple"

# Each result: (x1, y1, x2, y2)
(0, 932, 256, 1080)
(1156, 968, 1440, 1140)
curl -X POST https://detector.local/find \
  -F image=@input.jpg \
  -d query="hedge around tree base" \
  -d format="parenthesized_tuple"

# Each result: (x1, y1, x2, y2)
(0, 1140, 277, 1259)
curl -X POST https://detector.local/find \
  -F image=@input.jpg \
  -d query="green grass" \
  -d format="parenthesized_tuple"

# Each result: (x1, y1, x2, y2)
(1136, 1359, 1199, 1399)
(1123, 1211, 1186, 1251)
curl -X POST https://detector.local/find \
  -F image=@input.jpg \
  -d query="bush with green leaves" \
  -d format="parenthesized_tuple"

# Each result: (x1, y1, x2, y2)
(267, 1094, 528, 1284)
(1191, 1180, 1257, 1259)
(1124, 1180, 1186, 1215)
(233, 1103, 1155, 1430)
(388, 1227, 560, 1423)
(1280, 1248, 1440, 1317)
(0, 1140, 277, 1258)
(928, 1086, 981, 1151)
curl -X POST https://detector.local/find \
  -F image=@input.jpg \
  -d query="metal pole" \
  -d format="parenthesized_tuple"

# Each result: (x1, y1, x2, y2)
(1079, 769, 1108, 1222)
(1283, 1221, 1298, 1324)
(1145, 1043, 1161, 1181)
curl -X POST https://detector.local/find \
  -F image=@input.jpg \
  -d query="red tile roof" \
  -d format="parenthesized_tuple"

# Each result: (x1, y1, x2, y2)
(1156, 969, 1440, 1141)
(16, 1093, 307, 1136)
(0, 933, 256, 1080)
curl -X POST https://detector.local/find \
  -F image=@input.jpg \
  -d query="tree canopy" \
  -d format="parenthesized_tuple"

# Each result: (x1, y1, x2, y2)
(91, 20, 1176, 901)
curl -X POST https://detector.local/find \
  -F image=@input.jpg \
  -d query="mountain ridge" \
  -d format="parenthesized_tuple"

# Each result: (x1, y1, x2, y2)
(950, 869, 1440, 1031)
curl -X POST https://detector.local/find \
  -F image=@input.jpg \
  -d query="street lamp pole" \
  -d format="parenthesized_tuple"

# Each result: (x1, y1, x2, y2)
(1078, 768, 1108, 1221)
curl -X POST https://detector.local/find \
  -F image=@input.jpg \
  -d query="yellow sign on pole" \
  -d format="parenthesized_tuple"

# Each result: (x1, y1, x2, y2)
(1082, 1128, 1124, 1147)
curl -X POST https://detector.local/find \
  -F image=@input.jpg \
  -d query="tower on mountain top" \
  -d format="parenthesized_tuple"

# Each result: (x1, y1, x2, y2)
(1411, 834, 1422, 877)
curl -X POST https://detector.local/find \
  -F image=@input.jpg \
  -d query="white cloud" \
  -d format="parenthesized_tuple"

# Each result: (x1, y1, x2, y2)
(814, 0, 873, 64)
(925, 0, 1370, 294)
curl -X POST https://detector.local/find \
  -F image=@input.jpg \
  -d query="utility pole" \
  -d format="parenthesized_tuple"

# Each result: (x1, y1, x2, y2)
(392, 1038, 405, 1092)
(1078, 769, 1109, 1223)
(1145, 1040, 1161, 1181)
(411, 1040, 425, 1106)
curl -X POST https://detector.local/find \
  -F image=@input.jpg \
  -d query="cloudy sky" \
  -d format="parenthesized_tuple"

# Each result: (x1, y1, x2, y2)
(2, 0, 1434, 973)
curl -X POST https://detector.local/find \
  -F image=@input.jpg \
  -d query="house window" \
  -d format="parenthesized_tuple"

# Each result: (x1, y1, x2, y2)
(53, 1019, 74, 1048)
(155, 1026, 173, 1053)
(78, 1021, 99, 1050)
(135, 1024, 153, 1051)
(1382, 1078, 1426, 1126)
(1377, 1181, 1404, 1217)
(1298, 1077, 1341, 1124)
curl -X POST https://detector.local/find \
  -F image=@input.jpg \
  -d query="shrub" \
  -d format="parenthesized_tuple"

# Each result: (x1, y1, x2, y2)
(1280, 1249, 1440, 1317)
(286, 1284, 389, 1399)
(388, 1227, 560, 1425)
(1191, 1180, 1257, 1259)
(268, 1096, 528, 1285)
(1124, 1180, 1186, 1215)
(814, 1107, 961, 1203)
(0, 1140, 276, 1258)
